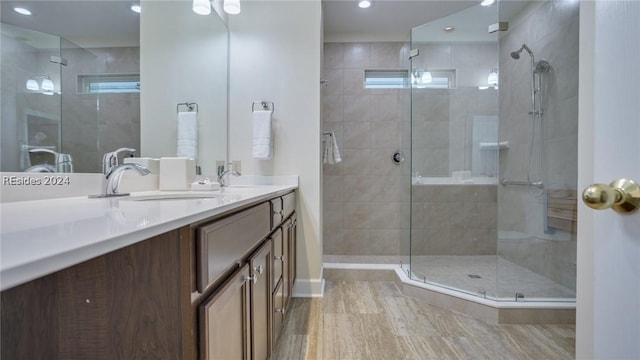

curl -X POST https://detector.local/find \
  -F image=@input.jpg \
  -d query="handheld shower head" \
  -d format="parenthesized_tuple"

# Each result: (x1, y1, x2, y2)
(510, 51, 520, 60)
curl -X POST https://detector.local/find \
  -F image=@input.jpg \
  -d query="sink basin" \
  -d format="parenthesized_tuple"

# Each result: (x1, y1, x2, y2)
(121, 191, 223, 201)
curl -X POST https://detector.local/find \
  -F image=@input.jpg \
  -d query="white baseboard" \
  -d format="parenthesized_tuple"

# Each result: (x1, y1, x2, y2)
(291, 277, 325, 298)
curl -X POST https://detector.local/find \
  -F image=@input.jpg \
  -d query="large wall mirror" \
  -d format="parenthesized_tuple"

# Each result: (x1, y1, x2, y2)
(1, 1, 228, 175)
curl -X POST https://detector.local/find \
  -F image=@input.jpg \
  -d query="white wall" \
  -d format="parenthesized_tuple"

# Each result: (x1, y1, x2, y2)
(140, 0, 228, 177)
(228, 0, 323, 296)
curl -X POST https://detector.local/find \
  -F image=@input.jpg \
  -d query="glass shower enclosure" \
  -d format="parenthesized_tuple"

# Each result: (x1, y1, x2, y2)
(407, 0, 578, 302)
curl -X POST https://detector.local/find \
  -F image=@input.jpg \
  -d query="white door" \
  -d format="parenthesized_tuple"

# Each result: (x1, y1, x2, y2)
(576, 1, 640, 359)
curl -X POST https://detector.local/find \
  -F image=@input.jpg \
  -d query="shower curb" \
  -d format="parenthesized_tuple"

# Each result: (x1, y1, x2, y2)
(323, 263, 575, 325)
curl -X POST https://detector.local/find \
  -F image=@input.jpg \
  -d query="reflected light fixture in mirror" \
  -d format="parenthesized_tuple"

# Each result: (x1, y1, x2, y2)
(13, 7, 32, 15)
(480, 0, 495, 6)
(193, 0, 212, 15)
(130, 4, 141, 13)
(224, 0, 241, 15)
(26, 79, 39, 91)
(358, 0, 372, 9)
(41, 77, 54, 91)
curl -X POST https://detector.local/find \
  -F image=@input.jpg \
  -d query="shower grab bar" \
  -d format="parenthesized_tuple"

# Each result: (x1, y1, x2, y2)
(500, 178, 544, 188)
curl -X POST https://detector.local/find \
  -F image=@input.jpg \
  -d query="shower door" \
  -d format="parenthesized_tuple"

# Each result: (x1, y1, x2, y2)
(408, 0, 578, 302)
(408, 2, 500, 298)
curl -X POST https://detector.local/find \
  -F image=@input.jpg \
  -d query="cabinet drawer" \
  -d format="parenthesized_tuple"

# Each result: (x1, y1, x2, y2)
(282, 192, 296, 220)
(197, 202, 271, 292)
(270, 198, 283, 228)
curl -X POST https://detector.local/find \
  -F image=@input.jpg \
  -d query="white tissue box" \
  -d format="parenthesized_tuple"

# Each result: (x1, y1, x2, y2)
(124, 157, 160, 174)
(159, 157, 196, 190)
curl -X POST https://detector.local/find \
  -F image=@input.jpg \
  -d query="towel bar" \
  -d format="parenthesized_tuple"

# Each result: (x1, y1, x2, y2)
(252, 101, 274, 113)
(177, 102, 198, 113)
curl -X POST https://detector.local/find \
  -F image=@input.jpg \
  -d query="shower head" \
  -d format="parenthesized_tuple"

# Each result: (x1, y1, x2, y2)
(510, 44, 534, 60)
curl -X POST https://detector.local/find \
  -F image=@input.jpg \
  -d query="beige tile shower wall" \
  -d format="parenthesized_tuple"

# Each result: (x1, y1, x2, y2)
(92, 47, 141, 169)
(322, 42, 411, 257)
(411, 184, 497, 256)
(498, 0, 578, 291)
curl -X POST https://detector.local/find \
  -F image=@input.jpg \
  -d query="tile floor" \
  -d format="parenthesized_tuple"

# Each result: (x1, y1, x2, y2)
(272, 281, 575, 360)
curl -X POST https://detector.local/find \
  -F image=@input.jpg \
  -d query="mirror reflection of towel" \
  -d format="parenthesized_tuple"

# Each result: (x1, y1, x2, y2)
(177, 111, 198, 159)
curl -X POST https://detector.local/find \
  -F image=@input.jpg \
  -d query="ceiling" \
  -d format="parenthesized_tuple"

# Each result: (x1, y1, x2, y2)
(323, 0, 478, 42)
(0, 0, 140, 48)
(0, 0, 531, 48)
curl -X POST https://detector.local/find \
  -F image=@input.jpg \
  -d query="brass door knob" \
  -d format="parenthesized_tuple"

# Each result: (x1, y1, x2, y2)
(582, 178, 640, 214)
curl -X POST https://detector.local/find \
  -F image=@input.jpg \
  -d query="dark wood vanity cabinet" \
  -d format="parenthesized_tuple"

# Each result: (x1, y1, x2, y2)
(0, 190, 297, 360)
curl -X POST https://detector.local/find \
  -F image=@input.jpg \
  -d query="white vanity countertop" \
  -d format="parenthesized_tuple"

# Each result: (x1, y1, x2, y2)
(0, 184, 297, 291)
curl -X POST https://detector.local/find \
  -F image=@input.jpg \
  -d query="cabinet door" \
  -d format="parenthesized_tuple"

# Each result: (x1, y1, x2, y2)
(272, 279, 285, 347)
(282, 219, 291, 309)
(287, 214, 297, 304)
(249, 240, 272, 360)
(272, 228, 283, 291)
(200, 265, 251, 360)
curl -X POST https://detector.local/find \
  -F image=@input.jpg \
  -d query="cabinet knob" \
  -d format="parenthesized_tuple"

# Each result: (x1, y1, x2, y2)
(275, 307, 286, 314)
(274, 255, 284, 261)
(274, 210, 284, 216)
(244, 274, 258, 284)
(254, 265, 264, 274)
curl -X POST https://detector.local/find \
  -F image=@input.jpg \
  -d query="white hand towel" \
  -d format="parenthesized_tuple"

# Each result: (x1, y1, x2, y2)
(177, 111, 198, 159)
(252, 110, 272, 160)
(323, 133, 342, 164)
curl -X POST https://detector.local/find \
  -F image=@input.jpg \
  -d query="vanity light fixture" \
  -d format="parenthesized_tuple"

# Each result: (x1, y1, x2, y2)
(13, 7, 32, 15)
(192, 0, 212, 15)
(41, 77, 54, 92)
(224, 0, 241, 15)
(26, 79, 39, 91)
(487, 68, 498, 85)
(130, 4, 141, 13)
(480, 0, 495, 6)
(358, 0, 372, 9)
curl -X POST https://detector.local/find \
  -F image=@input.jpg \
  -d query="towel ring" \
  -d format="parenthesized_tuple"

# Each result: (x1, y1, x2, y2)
(177, 102, 198, 113)
(252, 101, 274, 113)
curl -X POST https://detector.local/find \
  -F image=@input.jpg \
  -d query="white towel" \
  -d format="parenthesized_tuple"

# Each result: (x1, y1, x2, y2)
(252, 110, 272, 160)
(323, 132, 342, 164)
(177, 111, 198, 159)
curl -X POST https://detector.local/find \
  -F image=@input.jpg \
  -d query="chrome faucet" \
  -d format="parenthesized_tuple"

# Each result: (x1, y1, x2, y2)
(27, 148, 73, 173)
(104, 163, 150, 196)
(217, 169, 241, 187)
(102, 148, 136, 175)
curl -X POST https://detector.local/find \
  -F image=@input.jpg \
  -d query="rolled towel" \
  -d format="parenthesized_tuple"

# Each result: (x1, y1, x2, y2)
(253, 110, 272, 160)
(177, 111, 198, 159)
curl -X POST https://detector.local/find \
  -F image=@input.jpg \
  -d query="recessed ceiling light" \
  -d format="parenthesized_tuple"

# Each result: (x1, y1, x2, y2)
(480, 0, 495, 6)
(13, 7, 32, 16)
(443, 26, 455, 32)
(130, 4, 141, 13)
(358, 0, 372, 9)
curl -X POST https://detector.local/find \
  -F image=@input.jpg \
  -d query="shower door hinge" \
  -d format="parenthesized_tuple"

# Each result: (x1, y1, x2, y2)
(50, 56, 68, 66)
(409, 49, 419, 59)
(488, 22, 509, 33)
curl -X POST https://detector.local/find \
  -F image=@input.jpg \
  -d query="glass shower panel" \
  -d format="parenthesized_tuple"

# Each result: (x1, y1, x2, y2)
(409, 3, 499, 299)
(60, 37, 99, 173)
(0, 23, 62, 172)
(495, 0, 578, 302)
